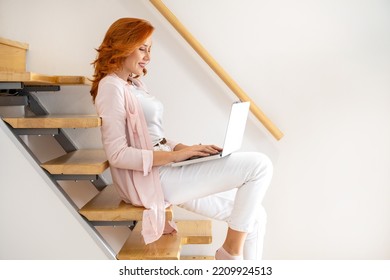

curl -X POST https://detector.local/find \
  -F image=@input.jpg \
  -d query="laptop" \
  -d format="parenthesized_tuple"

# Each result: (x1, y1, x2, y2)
(170, 101, 250, 167)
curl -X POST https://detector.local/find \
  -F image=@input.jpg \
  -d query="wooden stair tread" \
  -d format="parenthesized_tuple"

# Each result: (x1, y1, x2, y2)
(41, 149, 108, 175)
(117, 220, 212, 260)
(2, 115, 101, 129)
(0, 37, 29, 50)
(176, 220, 212, 245)
(79, 184, 173, 221)
(117, 230, 182, 260)
(0, 71, 91, 85)
(0, 38, 28, 72)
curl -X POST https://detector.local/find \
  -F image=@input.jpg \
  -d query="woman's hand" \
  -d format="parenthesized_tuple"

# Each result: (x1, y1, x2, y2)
(172, 144, 222, 163)
(152, 143, 222, 166)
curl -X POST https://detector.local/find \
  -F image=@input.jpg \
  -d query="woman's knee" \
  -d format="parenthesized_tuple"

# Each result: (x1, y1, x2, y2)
(243, 153, 273, 201)
(248, 152, 274, 179)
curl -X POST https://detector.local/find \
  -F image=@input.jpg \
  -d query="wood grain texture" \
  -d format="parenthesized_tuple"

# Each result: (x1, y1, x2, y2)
(40, 149, 108, 175)
(0, 71, 91, 85)
(0, 37, 29, 49)
(3, 115, 101, 128)
(0, 37, 28, 72)
(117, 220, 212, 260)
(117, 230, 182, 260)
(79, 184, 173, 221)
(176, 220, 212, 245)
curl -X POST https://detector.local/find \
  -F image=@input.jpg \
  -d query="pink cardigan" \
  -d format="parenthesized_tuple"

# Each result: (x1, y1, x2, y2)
(95, 74, 177, 244)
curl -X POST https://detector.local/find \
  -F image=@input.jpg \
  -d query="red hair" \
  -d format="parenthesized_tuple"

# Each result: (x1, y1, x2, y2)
(90, 18, 154, 102)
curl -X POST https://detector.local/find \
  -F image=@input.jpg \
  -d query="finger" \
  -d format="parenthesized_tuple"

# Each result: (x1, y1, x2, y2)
(207, 147, 220, 154)
(205, 145, 221, 153)
(195, 144, 220, 155)
(193, 151, 210, 158)
(210, 145, 223, 151)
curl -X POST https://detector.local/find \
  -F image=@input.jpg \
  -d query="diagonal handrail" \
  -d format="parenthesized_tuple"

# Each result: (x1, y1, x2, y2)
(149, 0, 284, 140)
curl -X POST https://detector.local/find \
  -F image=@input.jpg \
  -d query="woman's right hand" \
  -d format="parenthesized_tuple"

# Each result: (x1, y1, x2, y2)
(172, 144, 222, 162)
(153, 144, 222, 166)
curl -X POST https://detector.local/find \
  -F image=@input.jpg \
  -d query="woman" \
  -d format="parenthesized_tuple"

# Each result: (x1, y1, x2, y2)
(91, 18, 273, 260)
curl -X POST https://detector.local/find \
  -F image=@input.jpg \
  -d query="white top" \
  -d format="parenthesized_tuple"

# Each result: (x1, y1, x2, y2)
(131, 84, 165, 146)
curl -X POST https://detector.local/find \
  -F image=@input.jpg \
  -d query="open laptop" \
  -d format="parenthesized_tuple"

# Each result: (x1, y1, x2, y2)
(170, 101, 250, 167)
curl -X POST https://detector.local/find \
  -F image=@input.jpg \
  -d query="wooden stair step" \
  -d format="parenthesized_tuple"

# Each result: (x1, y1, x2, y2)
(2, 115, 101, 129)
(117, 229, 182, 260)
(79, 184, 173, 221)
(41, 149, 108, 175)
(177, 220, 212, 245)
(117, 220, 212, 260)
(0, 37, 29, 72)
(0, 71, 91, 85)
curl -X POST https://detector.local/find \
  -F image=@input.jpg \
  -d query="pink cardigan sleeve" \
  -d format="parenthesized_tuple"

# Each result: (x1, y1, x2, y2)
(95, 80, 153, 173)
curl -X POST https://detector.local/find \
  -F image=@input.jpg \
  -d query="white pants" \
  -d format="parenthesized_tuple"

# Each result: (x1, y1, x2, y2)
(159, 152, 273, 260)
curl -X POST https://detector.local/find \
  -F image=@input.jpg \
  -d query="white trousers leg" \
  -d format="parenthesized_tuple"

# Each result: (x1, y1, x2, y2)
(159, 152, 273, 259)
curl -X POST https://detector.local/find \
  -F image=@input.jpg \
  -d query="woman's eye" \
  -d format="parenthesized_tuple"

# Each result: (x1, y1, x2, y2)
(139, 47, 151, 54)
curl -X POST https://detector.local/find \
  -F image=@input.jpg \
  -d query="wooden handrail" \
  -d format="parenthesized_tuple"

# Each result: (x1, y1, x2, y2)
(150, 0, 283, 140)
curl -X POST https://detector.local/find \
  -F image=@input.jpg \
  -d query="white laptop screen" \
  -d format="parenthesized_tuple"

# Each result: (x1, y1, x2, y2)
(221, 101, 250, 156)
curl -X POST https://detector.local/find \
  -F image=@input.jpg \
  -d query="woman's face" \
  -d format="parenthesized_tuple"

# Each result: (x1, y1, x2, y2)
(122, 36, 152, 77)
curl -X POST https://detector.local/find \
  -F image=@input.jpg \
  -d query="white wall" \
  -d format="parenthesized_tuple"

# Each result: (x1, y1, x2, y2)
(1, 0, 389, 259)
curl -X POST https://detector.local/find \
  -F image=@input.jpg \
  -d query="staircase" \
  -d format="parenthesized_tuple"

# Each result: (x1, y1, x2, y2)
(0, 37, 213, 260)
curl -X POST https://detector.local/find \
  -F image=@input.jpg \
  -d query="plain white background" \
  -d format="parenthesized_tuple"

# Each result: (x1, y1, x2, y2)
(0, 0, 389, 259)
